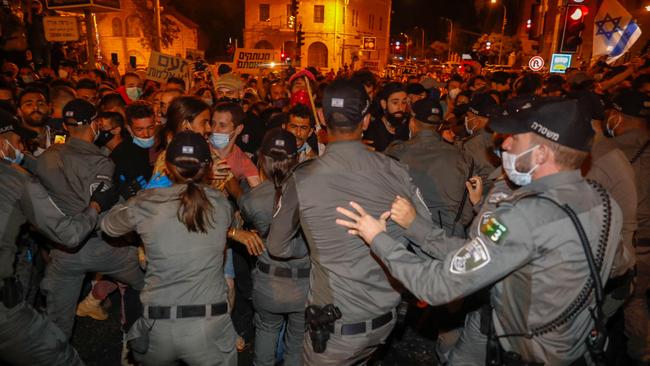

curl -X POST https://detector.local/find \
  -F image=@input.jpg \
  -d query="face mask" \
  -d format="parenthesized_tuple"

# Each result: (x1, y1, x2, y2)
(449, 88, 461, 100)
(209, 132, 230, 149)
(271, 98, 290, 109)
(126, 87, 143, 101)
(297, 143, 308, 154)
(58, 69, 69, 79)
(605, 114, 622, 137)
(1, 141, 24, 165)
(133, 135, 155, 149)
(502, 145, 540, 186)
(464, 116, 475, 135)
(91, 123, 100, 141)
(94, 130, 115, 147)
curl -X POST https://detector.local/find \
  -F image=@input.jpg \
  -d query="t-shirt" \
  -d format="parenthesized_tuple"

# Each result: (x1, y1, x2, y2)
(111, 138, 154, 183)
(225, 145, 258, 181)
(363, 117, 409, 152)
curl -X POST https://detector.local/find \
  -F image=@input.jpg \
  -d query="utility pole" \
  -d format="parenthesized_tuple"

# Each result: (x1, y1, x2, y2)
(442, 17, 453, 62)
(153, 0, 162, 52)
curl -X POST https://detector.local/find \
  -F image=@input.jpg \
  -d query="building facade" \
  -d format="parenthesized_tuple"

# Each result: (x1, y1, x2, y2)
(95, 0, 199, 73)
(244, 0, 392, 73)
(518, 0, 649, 67)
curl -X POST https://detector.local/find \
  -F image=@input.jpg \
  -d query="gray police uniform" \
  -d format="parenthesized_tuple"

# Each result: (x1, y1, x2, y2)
(100, 184, 237, 366)
(0, 160, 91, 366)
(460, 128, 498, 191)
(36, 137, 144, 338)
(370, 170, 623, 365)
(611, 129, 650, 361)
(386, 129, 475, 238)
(239, 180, 310, 366)
(267, 140, 431, 366)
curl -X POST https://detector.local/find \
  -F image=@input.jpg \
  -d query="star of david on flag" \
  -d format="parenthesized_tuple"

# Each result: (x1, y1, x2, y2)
(593, 0, 641, 63)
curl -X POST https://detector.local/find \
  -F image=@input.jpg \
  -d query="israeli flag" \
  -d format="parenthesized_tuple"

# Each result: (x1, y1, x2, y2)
(593, 0, 641, 63)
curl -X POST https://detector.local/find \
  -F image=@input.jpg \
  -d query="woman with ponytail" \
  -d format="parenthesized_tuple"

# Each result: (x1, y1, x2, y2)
(237, 128, 310, 366)
(100, 131, 236, 366)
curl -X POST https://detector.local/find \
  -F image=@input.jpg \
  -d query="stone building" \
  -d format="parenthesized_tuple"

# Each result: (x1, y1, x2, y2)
(244, 0, 392, 72)
(95, 0, 199, 72)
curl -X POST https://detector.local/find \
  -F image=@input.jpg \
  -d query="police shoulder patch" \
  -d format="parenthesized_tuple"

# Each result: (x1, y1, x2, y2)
(450, 237, 491, 274)
(479, 213, 508, 244)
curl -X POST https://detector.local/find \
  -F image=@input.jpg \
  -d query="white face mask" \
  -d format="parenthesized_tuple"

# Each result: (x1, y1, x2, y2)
(502, 145, 540, 186)
(464, 116, 474, 135)
(605, 114, 622, 137)
(126, 87, 143, 101)
(1, 140, 24, 165)
(449, 88, 461, 100)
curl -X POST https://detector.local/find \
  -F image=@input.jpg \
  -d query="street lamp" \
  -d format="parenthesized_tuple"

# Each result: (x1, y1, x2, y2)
(490, 0, 507, 66)
(400, 32, 410, 59)
(414, 26, 425, 60)
(441, 17, 453, 62)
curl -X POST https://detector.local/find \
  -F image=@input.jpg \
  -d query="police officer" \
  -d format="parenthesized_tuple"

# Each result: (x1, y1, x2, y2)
(606, 88, 650, 364)
(239, 128, 310, 366)
(36, 98, 145, 339)
(267, 79, 431, 365)
(0, 109, 117, 365)
(386, 98, 475, 238)
(100, 131, 236, 366)
(461, 93, 503, 187)
(336, 98, 624, 365)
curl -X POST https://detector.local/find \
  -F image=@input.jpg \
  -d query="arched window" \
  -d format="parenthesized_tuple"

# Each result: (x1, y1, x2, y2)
(307, 42, 328, 68)
(254, 40, 274, 50)
(111, 17, 123, 37)
(125, 15, 144, 38)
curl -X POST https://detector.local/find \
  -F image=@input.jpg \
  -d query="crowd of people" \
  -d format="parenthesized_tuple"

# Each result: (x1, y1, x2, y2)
(0, 48, 648, 366)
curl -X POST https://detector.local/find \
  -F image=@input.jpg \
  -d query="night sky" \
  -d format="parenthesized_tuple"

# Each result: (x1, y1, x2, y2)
(168, 0, 525, 59)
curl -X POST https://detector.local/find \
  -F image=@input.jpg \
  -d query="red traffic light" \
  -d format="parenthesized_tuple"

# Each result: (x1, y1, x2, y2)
(395, 45, 401, 50)
(569, 6, 588, 21)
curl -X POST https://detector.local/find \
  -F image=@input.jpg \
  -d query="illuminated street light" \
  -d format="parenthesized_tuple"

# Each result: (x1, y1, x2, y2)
(489, 0, 507, 65)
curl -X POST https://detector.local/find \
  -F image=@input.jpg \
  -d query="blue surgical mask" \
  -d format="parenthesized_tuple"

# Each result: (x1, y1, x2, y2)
(2, 141, 24, 165)
(126, 87, 143, 101)
(501, 145, 539, 186)
(209, 132, 230, 149)
(133, 135, 155, 149)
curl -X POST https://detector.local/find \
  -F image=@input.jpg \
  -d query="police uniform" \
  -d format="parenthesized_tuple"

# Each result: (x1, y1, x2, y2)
(609, 90, 650, 362)
(0, 112, 93, 365)
(100, 132, 237, 366)
(240, 181, 310, 366)
(365, 99, 624, 365)
(459, 93, 503, 189)
(35, 99, 144, 338)
(267, 80, 431, 365)
(386, 98, 475, 238)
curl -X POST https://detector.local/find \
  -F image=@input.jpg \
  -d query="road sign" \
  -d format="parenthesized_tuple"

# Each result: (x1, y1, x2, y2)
(43, 16, 80, 42)
(362, 37, 376, 51)
(528, 56, 544, 71)
(549, 53, 572, 73)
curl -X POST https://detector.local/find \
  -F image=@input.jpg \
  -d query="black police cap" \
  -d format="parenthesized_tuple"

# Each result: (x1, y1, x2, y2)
(166, 131, 212, 168)
(411, 98, 443, 124)
(489, 97, 594, 152)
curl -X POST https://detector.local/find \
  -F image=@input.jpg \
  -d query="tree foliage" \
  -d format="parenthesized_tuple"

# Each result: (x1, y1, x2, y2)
(132, 0, 180, 49)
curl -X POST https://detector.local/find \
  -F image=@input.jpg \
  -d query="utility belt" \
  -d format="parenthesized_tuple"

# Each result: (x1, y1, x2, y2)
(143, 302, 228, 320)
(0, 277, 23, 309)
(257, 261, 310, 279)
(305, 304, 394, 353)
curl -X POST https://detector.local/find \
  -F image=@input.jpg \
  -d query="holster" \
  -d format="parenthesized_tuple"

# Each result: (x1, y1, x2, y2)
(127, 319, 154, 354)
(604, 267, 635, 300)
(1, 277, 23, 309)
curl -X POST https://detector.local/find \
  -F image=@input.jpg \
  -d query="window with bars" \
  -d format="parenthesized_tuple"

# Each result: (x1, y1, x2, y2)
(314, 5, 325, 23)
(259, 4, 270, 22)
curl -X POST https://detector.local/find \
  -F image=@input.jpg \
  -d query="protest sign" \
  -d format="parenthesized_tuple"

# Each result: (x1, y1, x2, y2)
(43, 16, 80, 42)
(234, 48, 278, 74)
(146, 51, 191, 84)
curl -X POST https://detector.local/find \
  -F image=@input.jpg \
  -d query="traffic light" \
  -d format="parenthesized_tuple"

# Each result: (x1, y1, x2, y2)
(291, 0, 299, 16)
(560, 4, 588, 53)
(297, 25, 305, 49)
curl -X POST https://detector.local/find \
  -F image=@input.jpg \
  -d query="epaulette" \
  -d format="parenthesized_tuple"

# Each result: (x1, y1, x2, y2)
(496, 189, 540, 207)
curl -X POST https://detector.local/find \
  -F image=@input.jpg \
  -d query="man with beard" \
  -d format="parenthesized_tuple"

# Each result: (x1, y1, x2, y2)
(364, 82, 409, 152)
(17, 86, 50, 155)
